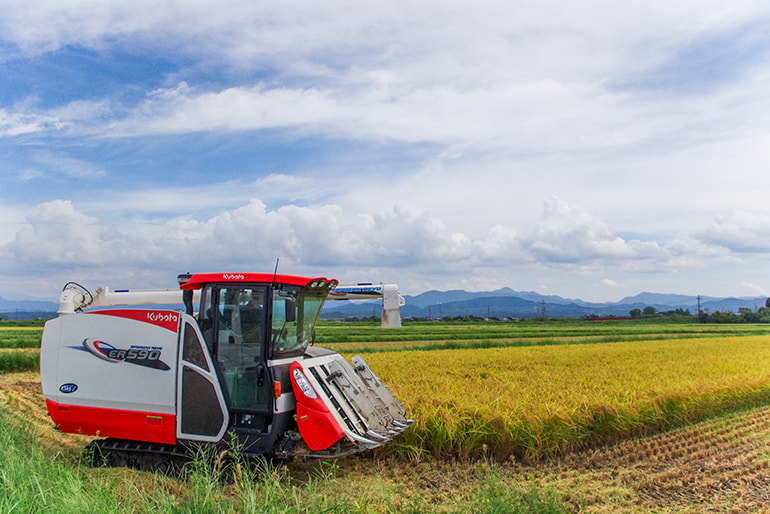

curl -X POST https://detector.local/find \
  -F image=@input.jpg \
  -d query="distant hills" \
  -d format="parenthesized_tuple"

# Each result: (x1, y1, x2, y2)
(322, 289, 769, 320)
(2, 290, 768, 321)
(0, 297, 59, 319)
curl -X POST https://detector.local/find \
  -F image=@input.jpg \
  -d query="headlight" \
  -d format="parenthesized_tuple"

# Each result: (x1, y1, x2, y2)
(292, 368, 318, 399)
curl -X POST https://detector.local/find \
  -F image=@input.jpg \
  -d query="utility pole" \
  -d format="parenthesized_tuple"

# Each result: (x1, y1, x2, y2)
(697, 294, 701, 315)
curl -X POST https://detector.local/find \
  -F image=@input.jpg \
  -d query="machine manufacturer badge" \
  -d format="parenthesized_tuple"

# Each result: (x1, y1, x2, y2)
(59, 383, 78, 393)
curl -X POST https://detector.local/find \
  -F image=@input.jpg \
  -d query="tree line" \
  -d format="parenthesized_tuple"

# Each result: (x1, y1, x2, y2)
(629, 299, 770, 323)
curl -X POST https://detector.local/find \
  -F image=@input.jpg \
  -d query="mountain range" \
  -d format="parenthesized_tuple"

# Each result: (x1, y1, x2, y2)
(321, 288, 769, 320)
(1, 289, 768, 320)
(0, 297, 61, 319)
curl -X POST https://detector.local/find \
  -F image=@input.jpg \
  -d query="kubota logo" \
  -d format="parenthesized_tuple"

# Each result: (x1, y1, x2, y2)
(223, 273, 245, 280)
(146, 312, 177, 323)
(82, 338, 171, 371)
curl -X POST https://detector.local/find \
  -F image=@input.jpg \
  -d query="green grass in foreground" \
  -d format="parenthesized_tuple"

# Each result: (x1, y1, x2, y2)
(0, 405, 570, 513)
(0, 407, 135, 513)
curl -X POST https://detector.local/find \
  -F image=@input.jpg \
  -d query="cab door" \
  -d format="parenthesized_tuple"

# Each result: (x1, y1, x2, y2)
(176, 315, 228, 442)
(200, 285, 274, 429)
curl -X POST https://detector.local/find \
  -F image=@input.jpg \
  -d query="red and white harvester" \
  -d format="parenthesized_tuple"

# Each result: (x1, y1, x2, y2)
(40, 272, 412, 464)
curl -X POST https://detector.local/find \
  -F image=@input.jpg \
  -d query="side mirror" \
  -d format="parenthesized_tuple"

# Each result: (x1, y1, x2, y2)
(285, 298, 296, 322)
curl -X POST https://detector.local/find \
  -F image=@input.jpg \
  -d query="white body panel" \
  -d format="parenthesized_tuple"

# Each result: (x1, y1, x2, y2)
(40, 310, 180, 414)
(58, 285, 201, 315)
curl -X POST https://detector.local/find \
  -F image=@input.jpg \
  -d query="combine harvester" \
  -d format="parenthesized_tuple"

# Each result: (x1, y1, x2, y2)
(40, 272, 412, 467)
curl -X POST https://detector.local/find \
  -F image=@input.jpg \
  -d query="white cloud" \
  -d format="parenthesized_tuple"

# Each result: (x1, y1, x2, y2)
(3, 1, 764, 71)
(0, 205, 26, 245)
(0, 106, 60, 136)
(0, 99, 111, 137)
(473, 225, 522, 262)
(522, 198, 671, 270)
(3, 1, 770, 157)
(739, 282, 768, 297)
(695, 211, 770, 253)
(107, 83, 342, 137)
(31, 151, 106, 179)
(4, 1, 770, 301)
(75, 174, 329, 221)
(6, 200, 114, 267)
(7, 196, 770, 299)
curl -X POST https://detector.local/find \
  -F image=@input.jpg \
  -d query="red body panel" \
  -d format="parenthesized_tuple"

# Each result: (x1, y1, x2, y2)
(295, 402, 345, 451)
(86, 309, 180, 332)
(46, 399, 176, 445)
(289, 361, 344, 451)
(180, 272, 336, 290)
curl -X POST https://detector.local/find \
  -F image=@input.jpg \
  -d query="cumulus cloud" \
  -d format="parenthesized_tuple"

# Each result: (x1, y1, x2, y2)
(5, 196, 759, 298)
(6, 200, 116, 267)
(472, 225, 522, 262)
(521, 198, 671, 271)
(6, 194, 770, 299)
(694, 211, 770, 253)
(1, 199, 470, 278)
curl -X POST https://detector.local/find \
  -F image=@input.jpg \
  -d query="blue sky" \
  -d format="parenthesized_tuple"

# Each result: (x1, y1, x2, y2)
(3, 1, 770, 302)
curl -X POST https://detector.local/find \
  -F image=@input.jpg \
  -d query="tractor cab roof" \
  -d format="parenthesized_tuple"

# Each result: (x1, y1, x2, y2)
(179, 272, 338, 291)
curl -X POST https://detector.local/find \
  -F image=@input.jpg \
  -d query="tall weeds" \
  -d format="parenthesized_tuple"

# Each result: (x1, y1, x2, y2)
(0, 408, 131, 513)
(0, 351, 39, 374)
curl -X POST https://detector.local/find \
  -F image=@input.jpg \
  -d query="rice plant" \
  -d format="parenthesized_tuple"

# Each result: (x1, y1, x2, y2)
(364, 335, 770, 460)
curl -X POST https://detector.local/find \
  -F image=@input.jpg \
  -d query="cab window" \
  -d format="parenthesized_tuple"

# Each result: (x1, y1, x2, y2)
(200, 285, 270, 411)
(271, 285, 326, 359)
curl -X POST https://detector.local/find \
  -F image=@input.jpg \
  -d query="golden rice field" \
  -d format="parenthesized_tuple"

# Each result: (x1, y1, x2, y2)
(3, 319, 770, 463)
(4, 320, 770, 511)
(344, 334, 770, 461)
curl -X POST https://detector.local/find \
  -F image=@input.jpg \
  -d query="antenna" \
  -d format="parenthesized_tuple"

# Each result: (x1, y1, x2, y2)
(272, 258, 280, 284)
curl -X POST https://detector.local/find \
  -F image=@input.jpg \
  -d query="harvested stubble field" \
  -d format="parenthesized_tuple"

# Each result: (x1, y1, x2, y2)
(2, 319, 770, 512)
